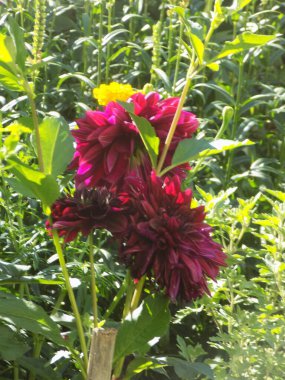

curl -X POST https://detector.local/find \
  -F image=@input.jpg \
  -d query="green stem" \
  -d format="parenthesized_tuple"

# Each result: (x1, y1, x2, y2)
(225, 59, 244, 185)
(97, 1, 104, 86)
(13, 363, 19, 380)
(156, 62, 197, 175)
(51, 229, 88, 373)
(113, 275, 146, 379)
(172, 21, 183, 94)
(130, 275, 146, 312)
(122, 271, 134, 319)
(88, 234, 98, 328)
(105, 1, 113, 82)
(24, 81, 44, 172)
(103, 275, 129, 320)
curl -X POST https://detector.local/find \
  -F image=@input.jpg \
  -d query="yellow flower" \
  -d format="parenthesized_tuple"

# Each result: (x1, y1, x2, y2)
(93, 82, 136, 106)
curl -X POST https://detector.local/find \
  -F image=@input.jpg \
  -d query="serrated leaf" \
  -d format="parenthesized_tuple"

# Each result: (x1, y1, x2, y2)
(114, 295, 170, 362)
(215, 33, 276, 59)
(38, 117, 74, 177)
(168, 357, 214, 379)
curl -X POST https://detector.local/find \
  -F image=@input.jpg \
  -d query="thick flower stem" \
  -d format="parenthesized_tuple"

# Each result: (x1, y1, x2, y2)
(156, 63, 196, 175)
(51, 229, 88, 373)
(113, 275, 146, 379)
(130, 275, 146, 312)
(88, 234, 98, 328)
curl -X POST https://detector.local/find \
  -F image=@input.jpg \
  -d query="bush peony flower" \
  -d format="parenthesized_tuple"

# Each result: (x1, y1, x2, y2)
(119, 172, 226, 301)
(93, 82, 136, 106)
(70, 91, 199, 189)
(46, 188, 129, 242)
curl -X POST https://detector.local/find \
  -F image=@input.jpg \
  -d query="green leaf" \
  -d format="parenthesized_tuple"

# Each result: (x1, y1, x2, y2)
(114, 294, 170, 362)
(0, 324, 29, 360)
(0, 64, 24, 91)
(153, 68, 172, 93)
(117, 100, 134, 114)
(162, 138, 254, 175)
(168, 358, 214, 379)
(215, 33, 276, 59)
(0, 293, 64, 345)
(0, 34, 16, 64)
(130, 114, 160, 168)
(190, 33, 204, 64)
(7, 157, 60, 209)
(264, 189, 285, 202)
(38, 117, 74, 177)
(206, 62, 220, 71)
(118, 102, 160, 168)
(6, 17, 26, 71)
(125, 357, 166, 380)
(57, 72, 95, 89)
(18, 357, 61, 380)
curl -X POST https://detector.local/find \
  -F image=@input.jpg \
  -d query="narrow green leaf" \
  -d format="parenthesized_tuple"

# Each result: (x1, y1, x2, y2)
(0, 294, 64, 345)
(57, 72, 95, 89)
(153, 68, 172, 93)
(264, 189, 285, 202)
(0, 324, 29, 360)
(38, 117, 74, 177)
(206, 62, 220, 71)
(215, 33, 276, 59)
(6, 17, 26, 71)
(117, 100, 134, 114)
(118, 102, 160, 168)
(114, 295, 170, 362)
(190, 33, 204, 64)
(164, 138, 254, 175)
(8, 157, 60, 208)
(102, 29, 129, 46)
(129, 113, 160, 168)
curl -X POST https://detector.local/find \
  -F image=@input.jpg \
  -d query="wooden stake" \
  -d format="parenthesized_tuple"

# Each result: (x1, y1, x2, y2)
(87, 328, 118, 380)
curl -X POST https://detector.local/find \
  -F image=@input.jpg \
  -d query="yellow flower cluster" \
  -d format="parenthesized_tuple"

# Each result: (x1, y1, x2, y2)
(93, 82, 136, 106)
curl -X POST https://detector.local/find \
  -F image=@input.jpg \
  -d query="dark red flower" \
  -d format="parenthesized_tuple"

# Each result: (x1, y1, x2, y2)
(70, 92, 198, 189)
(46, 188, 129, 242)
(119, 173, 226, 301)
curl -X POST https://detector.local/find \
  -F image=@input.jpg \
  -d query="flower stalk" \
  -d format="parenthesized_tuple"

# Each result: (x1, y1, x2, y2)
(88, 233, 98, 328)
(51, 228, 89, 373)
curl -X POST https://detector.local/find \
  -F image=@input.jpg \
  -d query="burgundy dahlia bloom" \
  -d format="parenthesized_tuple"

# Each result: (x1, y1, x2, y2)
(46, 188, 128, 242)
(119, 173, 226, 301)
(70, 92, 199, 189)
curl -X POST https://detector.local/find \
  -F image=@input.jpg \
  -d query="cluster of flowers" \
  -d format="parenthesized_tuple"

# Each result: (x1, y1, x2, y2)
(47, 84, 226, 301)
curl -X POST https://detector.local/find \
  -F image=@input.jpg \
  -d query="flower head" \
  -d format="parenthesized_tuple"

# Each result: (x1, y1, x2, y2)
(46, 188, 128, 242)
(93, 82, 136, 106)
(119, 173, 226, 301)
(70, 91, 199, 189)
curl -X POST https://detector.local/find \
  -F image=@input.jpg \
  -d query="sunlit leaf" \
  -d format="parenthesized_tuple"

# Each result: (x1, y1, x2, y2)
(215, 33, 276, 59)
